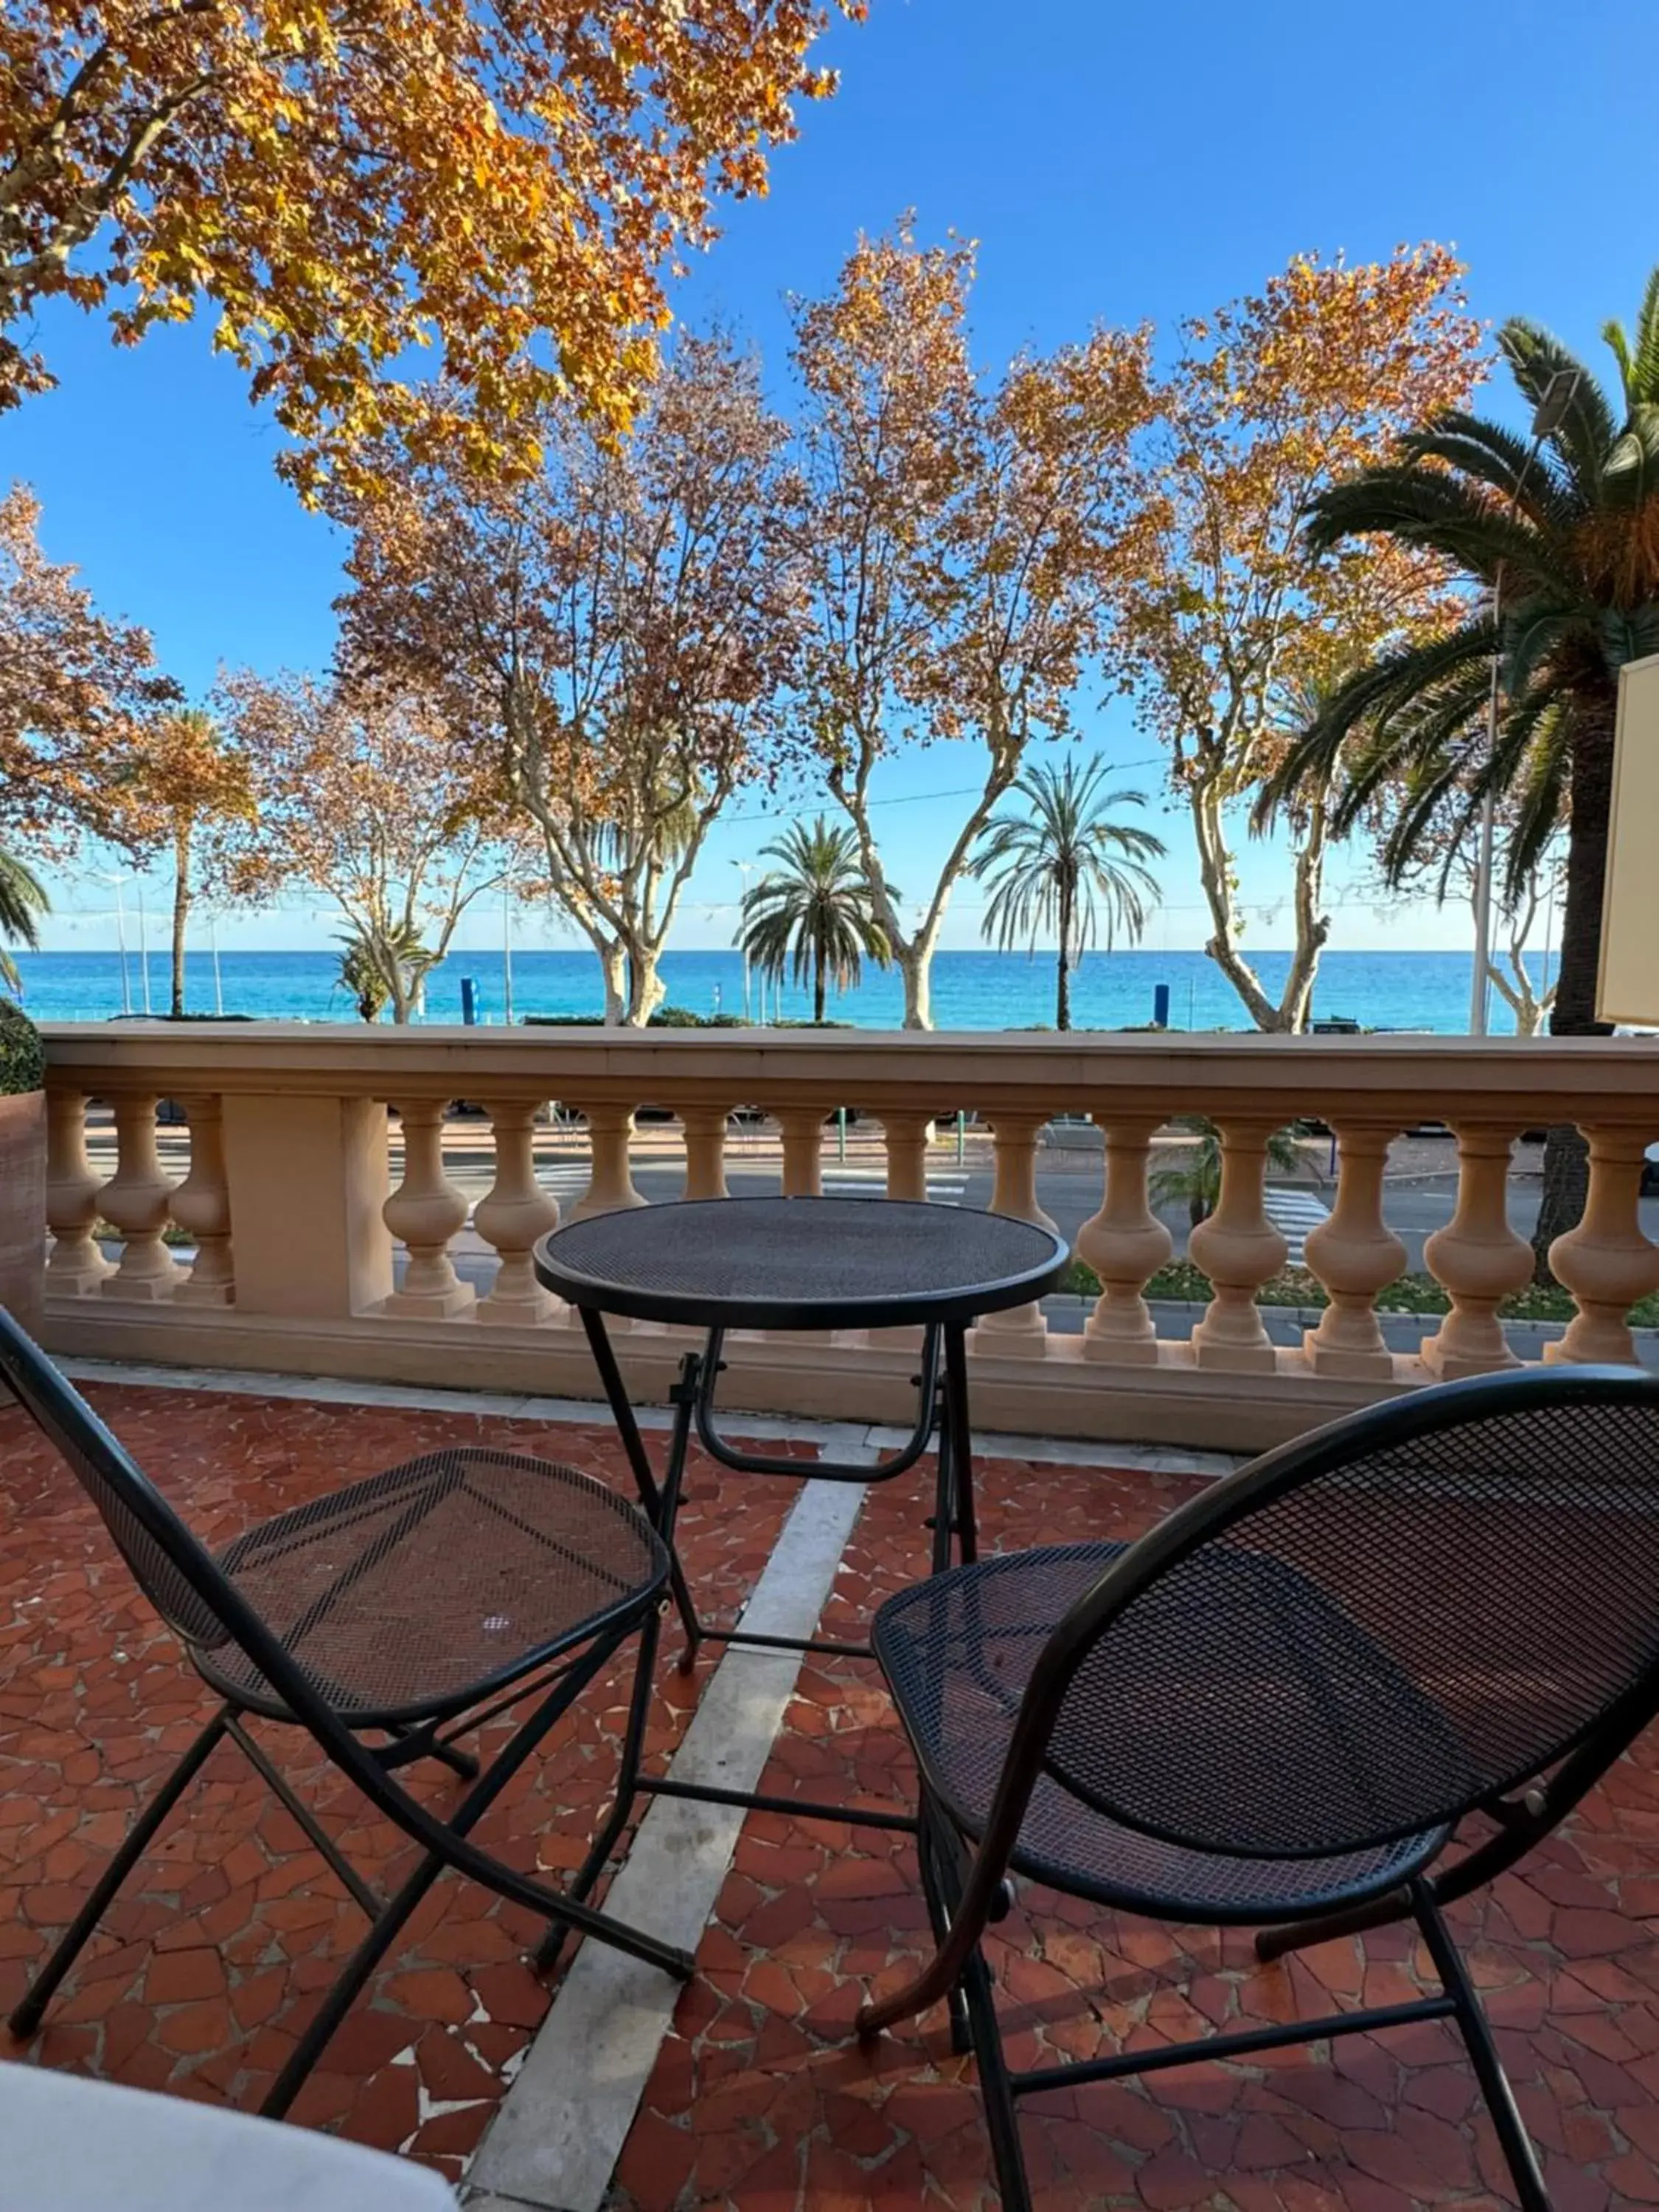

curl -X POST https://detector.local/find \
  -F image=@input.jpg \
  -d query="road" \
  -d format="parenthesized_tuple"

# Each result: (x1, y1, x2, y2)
(434, 1121, 1659, 1275)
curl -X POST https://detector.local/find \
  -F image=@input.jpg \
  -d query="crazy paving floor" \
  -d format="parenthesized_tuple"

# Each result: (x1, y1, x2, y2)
(4, 1385, 1659, 2208)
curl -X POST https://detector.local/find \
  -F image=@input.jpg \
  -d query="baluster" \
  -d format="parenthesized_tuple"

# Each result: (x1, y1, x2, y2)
(1420, 1124, 1531, 1377)
(98, 1093, 184, 1300)
(1544, 1126, 1659, 1366)
(881, 1113, 930, 1203)
(382, 1099, 475, 1318)
(1301, 1124, 1405, 1378)
(45, 1088, 113, 1296)
(475, 1099, 560, 1324)
(779, 1107, 824, 1197)
(171, 1095, 234, 1306)
(1187, 1119, 1288, 1371)
(972, 1112, 1058, 1357)
(681, 1107, 731, 1201)
(568, 1106, 647, 1220)
(1077, 1119, 1172, 1366)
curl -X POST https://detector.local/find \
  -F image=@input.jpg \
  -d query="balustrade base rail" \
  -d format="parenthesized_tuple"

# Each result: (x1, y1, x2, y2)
(42, 1295, 1413, 1452)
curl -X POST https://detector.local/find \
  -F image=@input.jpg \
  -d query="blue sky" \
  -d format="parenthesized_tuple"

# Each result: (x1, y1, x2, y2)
(7, 0, 1652, 956)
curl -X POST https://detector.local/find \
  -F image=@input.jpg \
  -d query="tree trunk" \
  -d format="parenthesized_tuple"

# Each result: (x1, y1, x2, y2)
(1533, 693, 1618, 1279)
(622, 940, 666, 1027)
(1191, 780, 1289, 1031)
(170, 822, 191, 1019)
(597, 940, 627, 1026)
(1056, 879, 1073, 1032)
(1191, 773, 1329, 1032)
(897, 943, 933, 1030)
(813, 945, 826, 1026)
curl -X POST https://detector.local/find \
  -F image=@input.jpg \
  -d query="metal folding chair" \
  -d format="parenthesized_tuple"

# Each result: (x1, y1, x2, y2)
(860, 1366, 1659, 2212)
(0, 1312, 692, 2118)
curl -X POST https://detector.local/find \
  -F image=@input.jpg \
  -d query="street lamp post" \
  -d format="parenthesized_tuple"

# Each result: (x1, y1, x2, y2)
(135, 880, 153, 1016)
(502, 879, 515, 1026)
(95, 874, 133, 1015)
(733, 860, 754, 1023)
(1469, 366, 1582, 1035)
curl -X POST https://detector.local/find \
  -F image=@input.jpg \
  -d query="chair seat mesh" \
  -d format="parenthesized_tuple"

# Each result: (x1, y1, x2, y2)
(193, 1449, 665, 1723)
(874, 1544, 1446, 1922)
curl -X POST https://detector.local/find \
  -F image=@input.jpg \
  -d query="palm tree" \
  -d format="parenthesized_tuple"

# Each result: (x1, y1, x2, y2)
(1150, 1117, 1306, 1231)
(738, 818, 893, 1024)
(1263, 271, 1659, 1263)
(0, 847, 47, 992)
(971, 756, 1164, 1030)
(334, 919, 431, 1024)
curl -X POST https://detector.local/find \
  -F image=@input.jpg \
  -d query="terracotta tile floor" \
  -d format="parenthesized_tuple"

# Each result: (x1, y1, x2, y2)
(613, 1453, 1659, 2212)
(9, 1387, 1659, 2209)
(0, 1383, 803, 2182)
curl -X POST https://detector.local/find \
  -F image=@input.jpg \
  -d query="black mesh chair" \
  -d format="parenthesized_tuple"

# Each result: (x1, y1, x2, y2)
(0, 1312, 694, 2118)
(860, 1366, 1659, 2212)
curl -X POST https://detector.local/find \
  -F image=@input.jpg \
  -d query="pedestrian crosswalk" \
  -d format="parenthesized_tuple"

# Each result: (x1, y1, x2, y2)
(819, 1162, 967, 1206)
(1262, 1185, 1330, 1266)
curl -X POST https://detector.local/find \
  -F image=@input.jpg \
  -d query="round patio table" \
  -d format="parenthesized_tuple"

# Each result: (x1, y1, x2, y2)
(532, 1196, 1068, 1840)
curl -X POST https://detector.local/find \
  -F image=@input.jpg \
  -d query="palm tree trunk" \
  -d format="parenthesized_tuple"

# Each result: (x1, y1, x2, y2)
(170, 822, 191, 1019)
(1533, 693, 1618, 1279)
(1056, 878, 1073, 1032)
(813, 930, 827, 1025)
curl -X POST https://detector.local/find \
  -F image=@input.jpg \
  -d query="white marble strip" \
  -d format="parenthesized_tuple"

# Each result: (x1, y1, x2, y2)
(59, 1359, 1243, 1478)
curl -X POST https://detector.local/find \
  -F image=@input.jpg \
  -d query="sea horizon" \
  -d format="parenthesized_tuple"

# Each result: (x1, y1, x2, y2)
(9, 945, 1539, 1035)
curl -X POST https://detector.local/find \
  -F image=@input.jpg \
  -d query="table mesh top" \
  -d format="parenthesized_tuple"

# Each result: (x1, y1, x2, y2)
(535, 1197, 1067, 1328)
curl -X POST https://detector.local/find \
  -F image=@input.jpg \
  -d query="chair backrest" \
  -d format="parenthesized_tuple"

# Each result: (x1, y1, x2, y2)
(0, 1311, 351, 1756)
(0, 1310, 245, 1652)
(1036, 1367, 1659, 1861)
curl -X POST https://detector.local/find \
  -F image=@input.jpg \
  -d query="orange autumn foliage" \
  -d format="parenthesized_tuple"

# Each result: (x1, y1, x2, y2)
(0, 481, 176, 855)
(1, 0, 860, 495)
(1116, 246, 1484, 1031)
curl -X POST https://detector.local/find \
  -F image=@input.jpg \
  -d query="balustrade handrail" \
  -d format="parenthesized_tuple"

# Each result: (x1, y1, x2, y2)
(38, 1020, 1659, 1117)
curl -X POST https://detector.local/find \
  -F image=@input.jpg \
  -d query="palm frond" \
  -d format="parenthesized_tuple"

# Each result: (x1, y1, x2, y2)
(1629, 265, 1659, 403)
(0, 849, 48, 951)
(1307, 465, 1558, 589)
(1399, 414, 1574, 531)
(1498, 319, 1618, 498)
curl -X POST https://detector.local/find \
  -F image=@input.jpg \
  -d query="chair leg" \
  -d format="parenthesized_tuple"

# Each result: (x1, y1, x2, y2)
(924, 1797, 1031, 2212)
(534, 1597, 662, 1975)
(1411, 1882, 1550, 2212)
(959, 1930, 1033, 2212)
(262, 1843, 447, 2118)
(917, 1795, 971, 2058)
(538, 1355, 699, 1972)
(266, 1627, 686, 2117)
(8, 1708, 231, 2039)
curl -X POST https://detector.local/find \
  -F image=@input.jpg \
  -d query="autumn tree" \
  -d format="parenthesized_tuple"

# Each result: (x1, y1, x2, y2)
(117, 708, 257, 1015)
(0, 480, 175, 973)
(341, 332, 801, 1024)
(792, 226, 1156, 1027)
(0, 481, 173, 842)
(220, 672, 515, 1022)
(1116, 249, 1482, 1032)
(1, 0, 858, 495)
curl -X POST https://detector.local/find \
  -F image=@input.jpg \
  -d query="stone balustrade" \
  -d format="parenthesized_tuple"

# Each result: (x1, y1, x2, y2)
(35, 1023, 1659, 1450)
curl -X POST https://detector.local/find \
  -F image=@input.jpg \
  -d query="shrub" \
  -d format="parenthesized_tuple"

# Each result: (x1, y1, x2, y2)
(0, 998, 44, 1094)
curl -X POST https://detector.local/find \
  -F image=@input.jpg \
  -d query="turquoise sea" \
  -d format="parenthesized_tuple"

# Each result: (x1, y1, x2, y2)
(9, 945, 1536, 1034)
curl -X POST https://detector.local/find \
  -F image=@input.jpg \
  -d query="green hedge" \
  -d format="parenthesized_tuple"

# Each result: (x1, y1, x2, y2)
(0, 999, 44, 1094)
(1058, 1256, 1659, 1329)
